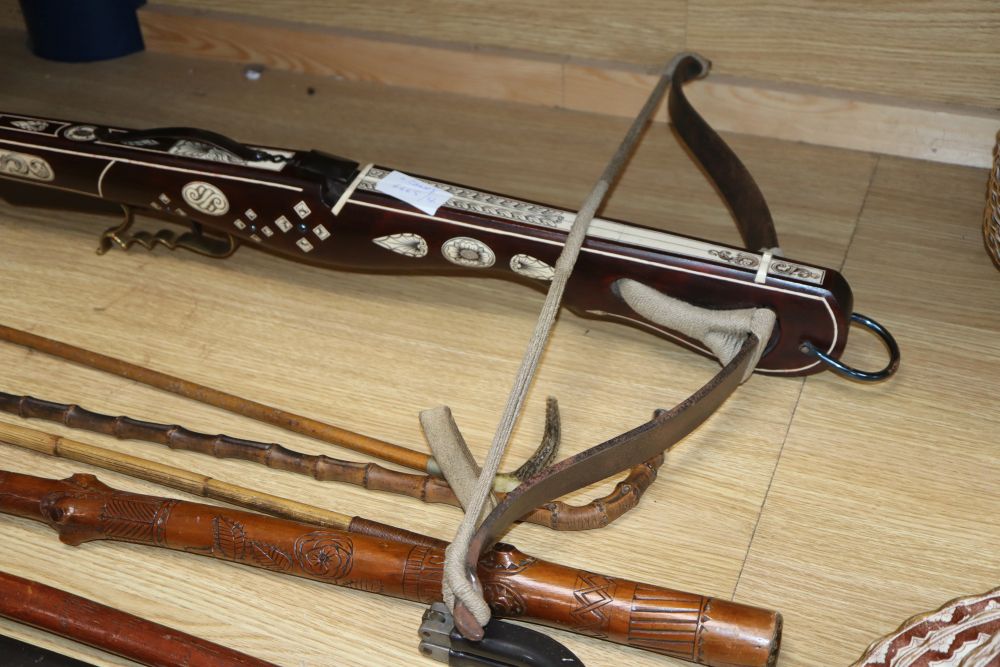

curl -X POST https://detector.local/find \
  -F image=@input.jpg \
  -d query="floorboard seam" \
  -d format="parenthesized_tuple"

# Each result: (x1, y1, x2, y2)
(839, 155, 882, 273)
(730, 379, 804, 601)
(730, 157, 882, 600)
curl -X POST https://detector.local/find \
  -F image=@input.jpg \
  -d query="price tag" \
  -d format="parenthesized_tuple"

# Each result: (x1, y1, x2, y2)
(374, 170, 452, 216)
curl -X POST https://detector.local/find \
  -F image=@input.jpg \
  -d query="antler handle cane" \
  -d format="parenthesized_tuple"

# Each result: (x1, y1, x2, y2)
(0, 470, 780, 667)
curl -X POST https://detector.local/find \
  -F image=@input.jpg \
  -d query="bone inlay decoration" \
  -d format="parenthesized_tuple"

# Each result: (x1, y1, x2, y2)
(358, 167, 826, 285)
(708, 249, 822, 282)
(373, 233, 428, 258)
(169, 140, 245, 165)
(181, 181, 229, 216)
(64, 125, 97, 142)
(442, 237, 495, 268)
(10, 120, 48, 132)
(0, 150, 54, 182)
(510, 254, 555, 281)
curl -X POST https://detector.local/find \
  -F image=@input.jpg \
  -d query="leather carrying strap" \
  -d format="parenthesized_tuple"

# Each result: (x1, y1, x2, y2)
(450, 54, 780, 638)
(453, 333, 761, 639)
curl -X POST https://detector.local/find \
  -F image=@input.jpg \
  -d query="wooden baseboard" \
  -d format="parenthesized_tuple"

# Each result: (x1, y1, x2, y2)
(139, 5, 999, 169)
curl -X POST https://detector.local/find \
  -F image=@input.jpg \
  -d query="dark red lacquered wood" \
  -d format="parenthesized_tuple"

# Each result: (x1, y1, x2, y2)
(0, 112, 850, 374)
(0, 570, 276, 667)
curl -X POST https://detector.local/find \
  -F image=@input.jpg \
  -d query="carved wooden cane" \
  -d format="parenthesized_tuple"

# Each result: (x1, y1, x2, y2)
(0, 470, 781, 667)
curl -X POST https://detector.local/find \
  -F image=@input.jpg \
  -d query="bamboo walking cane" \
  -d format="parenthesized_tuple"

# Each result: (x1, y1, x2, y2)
(0, 324, 434, 472)
(0, 419, 443, 548)
(0, 392, 662, 530)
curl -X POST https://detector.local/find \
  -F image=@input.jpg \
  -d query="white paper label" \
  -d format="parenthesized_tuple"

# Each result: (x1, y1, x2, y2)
(374, 170, 452, 216)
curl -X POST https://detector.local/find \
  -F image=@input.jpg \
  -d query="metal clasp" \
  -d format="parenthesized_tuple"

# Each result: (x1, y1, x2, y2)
(418, 603, 584, 667)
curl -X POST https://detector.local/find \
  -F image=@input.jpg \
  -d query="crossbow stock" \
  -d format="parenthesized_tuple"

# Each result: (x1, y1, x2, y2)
(0, 52, 899, 666)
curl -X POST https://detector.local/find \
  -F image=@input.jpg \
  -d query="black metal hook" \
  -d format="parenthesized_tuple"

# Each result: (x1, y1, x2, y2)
(801, 312, 900, 382)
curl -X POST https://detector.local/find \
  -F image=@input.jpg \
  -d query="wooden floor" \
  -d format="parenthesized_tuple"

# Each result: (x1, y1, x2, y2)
(0, 34, 997, 667)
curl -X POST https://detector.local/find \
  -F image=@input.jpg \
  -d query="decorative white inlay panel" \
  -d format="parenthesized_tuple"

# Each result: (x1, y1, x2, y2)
(158, 193, 171, 204)
(442, 237, 495, 268)
(372, 233, 428, 258)
(275, 216, 292, 233)
(64, 125, 97, 142)
(294, 201, 311, 219)
(296, 238, 314, 253)
(181, 181, 229, 216)
(250, 234, 262, 243)
(313, 224, 330, 240)
(233, 219, 246, 230)
(11, 120, 48, 132)
(261, 226, 273, 238)
(149, 201, 162, 211)
(510, 254, 555, 281)
(163, 141, 292, 172)
(0, 150, 54, 182)
(357, 167, 826, 285)
(245, 209, 258, 221)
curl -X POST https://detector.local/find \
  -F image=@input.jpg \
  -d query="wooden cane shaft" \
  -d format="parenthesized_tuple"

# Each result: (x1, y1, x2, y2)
(0, 324, 432, 472)
(0, 419, 355, 530)
(0, 392, 663, 530)
(0, 470, 780, 667)
(0, 570, 276, 667)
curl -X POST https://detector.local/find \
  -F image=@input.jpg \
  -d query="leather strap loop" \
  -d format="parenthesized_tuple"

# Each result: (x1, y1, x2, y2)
(450, 53, 785, 639)
(453, 332, 763, 640)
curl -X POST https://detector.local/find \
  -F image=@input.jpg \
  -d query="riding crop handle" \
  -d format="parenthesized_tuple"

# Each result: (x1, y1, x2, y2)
(0, 470, 780, 667)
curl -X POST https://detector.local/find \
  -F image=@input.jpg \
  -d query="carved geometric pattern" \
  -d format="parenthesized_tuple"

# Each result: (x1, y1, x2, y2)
(478, 545, 537, 574)
(627, 584, 703, 659)
(99, 497, 178, 546)
(569, 572, 617, 638)
(402, 545, 445, 604)
(483, 582, 527, 618)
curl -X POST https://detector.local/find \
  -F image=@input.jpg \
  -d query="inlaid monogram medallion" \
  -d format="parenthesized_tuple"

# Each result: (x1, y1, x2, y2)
(181, 181, 230, 216)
